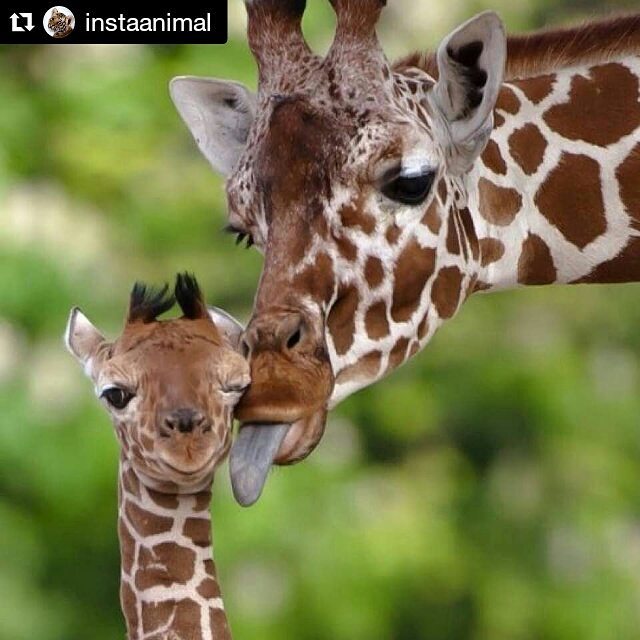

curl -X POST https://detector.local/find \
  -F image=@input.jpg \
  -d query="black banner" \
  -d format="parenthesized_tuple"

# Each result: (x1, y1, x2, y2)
(2, 3, 228, 44)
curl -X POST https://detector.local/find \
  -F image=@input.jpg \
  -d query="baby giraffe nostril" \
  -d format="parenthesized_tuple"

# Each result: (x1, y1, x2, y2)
(192, 414, 209, 431)
(163, 408, 208, 435)
(178, 419, 194, 434)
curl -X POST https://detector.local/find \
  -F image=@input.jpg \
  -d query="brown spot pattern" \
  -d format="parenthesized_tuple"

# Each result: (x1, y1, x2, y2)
(391, 240, 436, 323)
(509, 124, 547, 175)
(437, 179, 448, 202)
(516, 73, 555, 104)
(417, 315, 430, 340)
(183, 518, 211, 548)
(535, 152, 606, 248)
(335, 234, 358, 262)
(474, 280, 492, 292)
(121, 582, 139, 636)
(496, 86, 520, 115)
(136, 543, 196, 590)
(364, 256, 384, 289)
(482, 140, 507, 175)
(432, 267, 464, 319)
(121, 467, 141, 499)
(193, 492, 211, 511)
(517, 234, 557, 284)
(335, 350, 382, 386)
(365, 301, 390, 340)
(172, 599, 204, 639)
(147, 490, 179, 510)
(458, 207, 479, 261)
(422, 202, 442, 234)
(446, 216, 461, 255)
(118, 519, 136, 575)
(616, 143, 640, 230)
(479, 238, 506, 267)
(124, 501, 173, 537)
(142, 599, 176, 634)
(211, 609, 232, 640)
(327, 285, 360, 355)
(339, 201, 376, 234)
(197, 578, 222, 599)
(294, 252, 335, 304)
(574, 238, 640, 283)
(386, 225, 401, 245)
(478, 178, 522, 226)
(543, 63, 640, 147)
(387, 337, 410, 372)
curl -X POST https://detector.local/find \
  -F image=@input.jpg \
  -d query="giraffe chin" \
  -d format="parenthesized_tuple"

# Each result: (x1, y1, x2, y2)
(131, 462, 215, 494)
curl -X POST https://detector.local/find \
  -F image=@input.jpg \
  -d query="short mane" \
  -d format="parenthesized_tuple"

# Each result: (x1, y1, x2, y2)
(128, 283, 175, 324)
(394, 13, 640, 81)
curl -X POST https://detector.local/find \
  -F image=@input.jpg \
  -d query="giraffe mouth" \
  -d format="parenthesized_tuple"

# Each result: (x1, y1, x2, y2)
(230, 410, 327, 506)
(159, 450, 218, 479)
(229, 423, 290, 507)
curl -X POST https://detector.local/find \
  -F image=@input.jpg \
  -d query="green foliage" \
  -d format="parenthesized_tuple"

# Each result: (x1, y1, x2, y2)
(1, 2, 639, 639)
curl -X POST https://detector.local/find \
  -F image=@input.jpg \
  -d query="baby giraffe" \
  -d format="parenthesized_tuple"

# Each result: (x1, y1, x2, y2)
(65, 274, 249, 640)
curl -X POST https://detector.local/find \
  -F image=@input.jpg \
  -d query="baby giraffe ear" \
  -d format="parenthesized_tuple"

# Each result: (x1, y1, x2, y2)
(170, 76, 257, 177)
(208, 307, 244, 350)
(431, 11, 506, 173)
(65, 308, 105, 372)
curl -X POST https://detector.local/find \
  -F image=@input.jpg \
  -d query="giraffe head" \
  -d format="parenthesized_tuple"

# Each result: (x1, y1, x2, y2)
(171, 0, 506, 503)
(65, 274, 249, 493)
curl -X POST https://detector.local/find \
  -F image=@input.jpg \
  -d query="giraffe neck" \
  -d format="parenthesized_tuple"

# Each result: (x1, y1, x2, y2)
(467, 54, 640, 291)
(117, 458, 231, 640)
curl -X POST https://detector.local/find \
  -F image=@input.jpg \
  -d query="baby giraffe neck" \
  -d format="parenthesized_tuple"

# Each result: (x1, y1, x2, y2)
(117, 458, 231, 640)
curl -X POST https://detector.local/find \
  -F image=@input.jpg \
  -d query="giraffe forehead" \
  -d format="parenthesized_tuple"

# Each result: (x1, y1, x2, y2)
(233, 100, 428, 199)
(115, 320, 223, 355)
(100, 323, 229, 391)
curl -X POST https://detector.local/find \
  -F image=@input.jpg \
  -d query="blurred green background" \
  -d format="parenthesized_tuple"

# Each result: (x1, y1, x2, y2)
(2, 1, 640, 638)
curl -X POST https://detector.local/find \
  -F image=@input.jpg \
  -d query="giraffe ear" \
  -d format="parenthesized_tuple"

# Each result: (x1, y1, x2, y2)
(431, 11, 506, 173)
(170, 76, 256, 177)
(208, 306, 245, 350)
(65, 308, 106, 373)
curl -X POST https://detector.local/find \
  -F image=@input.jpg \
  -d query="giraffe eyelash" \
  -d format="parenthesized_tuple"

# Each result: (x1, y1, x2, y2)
(224, 224, 254, 249)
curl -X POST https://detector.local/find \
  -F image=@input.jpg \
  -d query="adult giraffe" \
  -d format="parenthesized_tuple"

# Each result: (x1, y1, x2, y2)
(171, 0, 640, 505)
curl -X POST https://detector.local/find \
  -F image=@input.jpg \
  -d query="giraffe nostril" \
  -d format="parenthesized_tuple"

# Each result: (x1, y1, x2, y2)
(161, 409, 209, 435)
(178, 420, 193, 433)
(286, 327, 302, 350)
(193, 414, 210, 432)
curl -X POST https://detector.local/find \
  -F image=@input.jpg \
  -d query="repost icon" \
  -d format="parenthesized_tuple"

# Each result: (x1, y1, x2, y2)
(10, 12, 34, 32)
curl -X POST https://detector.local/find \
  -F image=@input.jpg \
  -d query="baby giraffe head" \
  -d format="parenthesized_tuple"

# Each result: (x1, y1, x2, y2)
(65, 273, 249, 493)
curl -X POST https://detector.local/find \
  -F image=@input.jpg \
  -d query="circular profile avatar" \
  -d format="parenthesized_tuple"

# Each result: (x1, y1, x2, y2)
(44, 6, 75, 39)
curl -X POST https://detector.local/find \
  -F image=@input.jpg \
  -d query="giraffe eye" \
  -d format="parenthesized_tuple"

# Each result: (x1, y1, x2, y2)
(224, 224, 254, 249)
(221, 379, 250, 398)
(101, 387, 135, 410)
(382, 170, 436, 205)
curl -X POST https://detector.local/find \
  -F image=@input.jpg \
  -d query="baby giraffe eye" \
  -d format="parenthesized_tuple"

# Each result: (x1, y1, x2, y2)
(381, 169, 436, 206)
(101, 387, 135, 410)
(221, 380, 250, 396)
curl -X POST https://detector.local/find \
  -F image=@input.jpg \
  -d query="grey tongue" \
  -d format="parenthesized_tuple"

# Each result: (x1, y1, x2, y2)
(229, 423, 290, 507)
